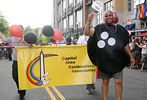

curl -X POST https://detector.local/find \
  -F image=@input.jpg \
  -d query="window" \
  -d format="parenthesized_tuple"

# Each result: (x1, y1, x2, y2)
(128, 0, 131, 11)
(68, 0, 73, 5)
(63, 0, 66, 12)
(140, 0, 145, 4)
(134, 0, 145, 7)
(68, 14, 73, 28)
(76, 9, 82, 28)
(58, 21, 62, 30)
(58, 2, 62, 17)
(75, 0, 82, 4)
(63, 18, 66, 32)
(141, 22, 144, 29)
(96, 10, 103, 24)
(104, 0, 112, 11)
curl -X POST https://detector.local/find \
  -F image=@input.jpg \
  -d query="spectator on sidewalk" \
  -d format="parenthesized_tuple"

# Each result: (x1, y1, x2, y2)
(132, 39, 141, 68)
(139, 40, 147, 72)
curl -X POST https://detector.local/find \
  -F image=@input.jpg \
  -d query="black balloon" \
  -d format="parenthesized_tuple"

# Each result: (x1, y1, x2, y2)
(42, 25, 54, 37)
(66, 37, 72, 42)
(24, 32, 37, 44)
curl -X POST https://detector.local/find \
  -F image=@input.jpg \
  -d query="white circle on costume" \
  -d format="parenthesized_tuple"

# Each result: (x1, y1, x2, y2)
(108, 38, 116, 46)
(97, 40, 105, 48)
(101, 32, 109, 40)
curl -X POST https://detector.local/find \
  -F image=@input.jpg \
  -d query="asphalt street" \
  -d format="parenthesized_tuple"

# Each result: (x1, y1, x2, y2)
(0, 58, 147, 100)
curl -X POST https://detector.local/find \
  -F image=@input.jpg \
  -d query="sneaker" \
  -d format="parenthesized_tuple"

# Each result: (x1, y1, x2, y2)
(18, 90, 26, 95)
(91, 84, 95, 90)
(87, 90, 93, 95)
(18, 90, 26, 100)
(131, 65, 138, 69)
(20, 94, 25, 100)
(140, 69, 143, 72)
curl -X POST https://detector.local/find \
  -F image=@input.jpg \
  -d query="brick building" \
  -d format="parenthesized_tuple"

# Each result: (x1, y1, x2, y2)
(53, 0, 147, 37)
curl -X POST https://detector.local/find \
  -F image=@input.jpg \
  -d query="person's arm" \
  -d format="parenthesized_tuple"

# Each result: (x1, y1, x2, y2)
(84, 12, 95, 37)
(125, 44, 135, 65)
(0, 31, 6, 42)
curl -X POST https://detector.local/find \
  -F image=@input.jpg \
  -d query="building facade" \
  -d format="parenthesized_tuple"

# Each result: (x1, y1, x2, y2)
(53, 0, 147, 37)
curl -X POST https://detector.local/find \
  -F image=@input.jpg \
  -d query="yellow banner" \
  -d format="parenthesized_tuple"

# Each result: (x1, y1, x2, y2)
(17, 45, 96, 90)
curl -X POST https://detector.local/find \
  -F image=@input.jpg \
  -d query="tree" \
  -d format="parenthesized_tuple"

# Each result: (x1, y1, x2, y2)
(23, 25, 33, 35)
(38, 33, 43, 44)
(37, 33, 51, 44)
(0, 12, 9, 37)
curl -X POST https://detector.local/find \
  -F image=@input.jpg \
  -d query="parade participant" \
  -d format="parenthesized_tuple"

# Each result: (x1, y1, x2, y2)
(77, 30, 95, 95)
(85, 10, 135, 100)
(0, 25, 30, 99)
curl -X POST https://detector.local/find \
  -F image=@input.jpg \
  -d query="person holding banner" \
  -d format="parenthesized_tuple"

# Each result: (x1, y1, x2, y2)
(77, 30, 96, 95)
(0, 26, 28, 99)
(85, 10, 135, 100)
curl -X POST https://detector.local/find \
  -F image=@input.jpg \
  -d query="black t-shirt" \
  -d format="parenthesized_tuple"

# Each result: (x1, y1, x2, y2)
(87, 23, 130, 74)
(133, 43, 140, 52)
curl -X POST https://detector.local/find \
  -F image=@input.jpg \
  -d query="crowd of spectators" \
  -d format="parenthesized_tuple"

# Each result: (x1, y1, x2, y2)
(0, 42, 12, 60)
(129, 36, 147, 72)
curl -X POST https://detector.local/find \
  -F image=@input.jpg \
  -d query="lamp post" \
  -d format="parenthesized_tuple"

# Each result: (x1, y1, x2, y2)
(76, 22, 79, 39)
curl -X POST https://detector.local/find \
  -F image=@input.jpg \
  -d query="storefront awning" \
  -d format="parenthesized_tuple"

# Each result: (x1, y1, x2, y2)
(135, 32, 147, 36)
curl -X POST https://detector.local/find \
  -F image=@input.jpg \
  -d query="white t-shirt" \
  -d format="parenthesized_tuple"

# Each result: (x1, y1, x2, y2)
(141, 45, 147, 54)
(129, 42, 133, 50)
(77, 35, 89, 45)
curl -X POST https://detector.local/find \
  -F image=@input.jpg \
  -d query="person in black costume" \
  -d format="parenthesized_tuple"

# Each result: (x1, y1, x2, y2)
(84, 10, 135, 100)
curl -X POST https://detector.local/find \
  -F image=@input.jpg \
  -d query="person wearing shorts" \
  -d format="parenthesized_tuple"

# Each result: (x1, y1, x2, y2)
(84, 10, 135, 100)
(140, 40, 147, 71)
(98, 70, 123, 79)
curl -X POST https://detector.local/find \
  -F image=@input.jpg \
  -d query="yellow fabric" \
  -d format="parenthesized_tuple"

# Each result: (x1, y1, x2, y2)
(17, 45, 96, 90)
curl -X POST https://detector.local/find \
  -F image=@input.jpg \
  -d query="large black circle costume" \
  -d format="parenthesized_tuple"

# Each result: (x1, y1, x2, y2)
(87, 24, 130, 75)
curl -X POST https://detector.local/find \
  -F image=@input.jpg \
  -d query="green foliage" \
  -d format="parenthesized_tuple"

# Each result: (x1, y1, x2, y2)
(23, 25, 33, 34)
(46, 37, 51, 43)
(38, 33, 43, 44)
(0, 13, 9, 37)
(37, 33, 51, 44)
